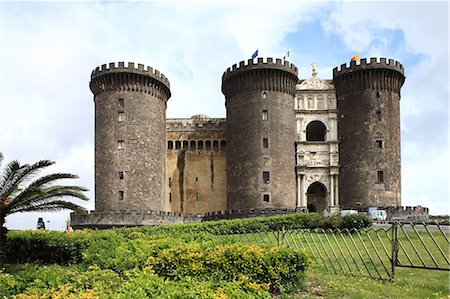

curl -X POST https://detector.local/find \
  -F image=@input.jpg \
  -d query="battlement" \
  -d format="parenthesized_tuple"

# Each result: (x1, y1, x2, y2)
(91, 61, 170, 88)
(333, 57, 404, 77)
(223, 57, 298, 80)
(166, 116, 226, 132)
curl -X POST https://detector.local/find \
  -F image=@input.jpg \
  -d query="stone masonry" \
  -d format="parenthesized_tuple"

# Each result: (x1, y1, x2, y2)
(222, 58, 298, 210)
(89, 62, 171, 212)
(71, 57, 412, 229)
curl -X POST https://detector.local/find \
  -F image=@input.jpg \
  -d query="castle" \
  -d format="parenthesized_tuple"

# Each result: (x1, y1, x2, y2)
(72, 57, 424, 229)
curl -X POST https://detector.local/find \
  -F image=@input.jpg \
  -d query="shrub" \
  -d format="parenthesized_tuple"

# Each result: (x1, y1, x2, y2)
(151, 243, 310, 293)
(341, 214, 373, 230)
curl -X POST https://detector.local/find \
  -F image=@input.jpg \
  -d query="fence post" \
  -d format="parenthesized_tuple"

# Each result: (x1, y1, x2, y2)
(282, 225, 285, 247)
(391, 222, 399, 280)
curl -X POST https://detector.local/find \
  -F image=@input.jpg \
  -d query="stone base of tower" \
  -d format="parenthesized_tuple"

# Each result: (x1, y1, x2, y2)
(70, 210, 203, 230)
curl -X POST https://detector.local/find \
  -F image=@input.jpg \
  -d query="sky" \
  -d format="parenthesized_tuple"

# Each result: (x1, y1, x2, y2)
(0, 1, 448, 231)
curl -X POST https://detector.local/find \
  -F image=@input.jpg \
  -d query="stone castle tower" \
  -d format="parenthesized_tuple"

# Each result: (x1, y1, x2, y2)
(89, 62, 171, 212)
(333, 58, 405, 209)
(71, 56, 415, 229)
(222, 58, 298, 209)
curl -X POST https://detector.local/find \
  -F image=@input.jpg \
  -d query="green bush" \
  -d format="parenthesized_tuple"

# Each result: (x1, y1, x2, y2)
(2, 264, 272, 298)
(5, 230, 90, 265)
(341, 214, 373, 230)
(151, 243, 309, 293)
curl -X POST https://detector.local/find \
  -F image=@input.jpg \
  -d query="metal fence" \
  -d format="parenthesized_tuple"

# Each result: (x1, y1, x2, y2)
(214, 222, 449, 280)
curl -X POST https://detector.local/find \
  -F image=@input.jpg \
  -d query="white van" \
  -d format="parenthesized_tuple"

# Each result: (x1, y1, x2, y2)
(340, 210, 358, 216)
(369, 209, 387, 221)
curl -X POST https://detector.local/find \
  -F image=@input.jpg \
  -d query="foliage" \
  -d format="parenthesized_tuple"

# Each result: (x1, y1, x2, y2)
(0, 159, 89, 268)
(340, 214, 373, 230)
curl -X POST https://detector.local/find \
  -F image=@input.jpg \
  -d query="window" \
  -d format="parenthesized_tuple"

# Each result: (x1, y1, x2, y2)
(167, 141, 173, 150)
(262, 110, 268, 120)
(263, 194, 270, 202)
(263, 171, 270, 184)
(175, 141, 181, 149)
(262, 138, 269, 149)
(118, 140, 125, 150)
(169, 192, 172, 203)
(190, 140, 197, 150)
(376, 110, 382, 121)
(118, 98, 124, 108)
(168, 177, 172, 187)
(118, 171, 124, 179)
(262, 92, 267, 99)
(377, 171, 384, 183)
(220, 140, 226, 150)
(376, 140, 383, 148)
(118, 112, 125, 122)
(118, 190, 124, 200)
(306, 121, 326, 141)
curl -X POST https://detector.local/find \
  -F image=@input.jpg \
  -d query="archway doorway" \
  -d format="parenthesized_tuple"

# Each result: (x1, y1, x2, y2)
(307, 182, 327, 214)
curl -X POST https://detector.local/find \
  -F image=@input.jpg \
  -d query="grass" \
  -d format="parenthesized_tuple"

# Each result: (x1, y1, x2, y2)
(286, 266, 450, 299)
(214, 224, 449, 281)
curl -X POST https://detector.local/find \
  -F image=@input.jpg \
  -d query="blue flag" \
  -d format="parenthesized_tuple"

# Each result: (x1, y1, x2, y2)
(251, 49, 258, 59)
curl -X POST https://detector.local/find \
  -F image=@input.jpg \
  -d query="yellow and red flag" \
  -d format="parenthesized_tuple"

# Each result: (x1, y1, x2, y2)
(351, 54, 360, 61)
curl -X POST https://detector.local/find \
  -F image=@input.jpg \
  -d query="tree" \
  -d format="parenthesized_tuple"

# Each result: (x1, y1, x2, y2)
(0, 158, 89, 268)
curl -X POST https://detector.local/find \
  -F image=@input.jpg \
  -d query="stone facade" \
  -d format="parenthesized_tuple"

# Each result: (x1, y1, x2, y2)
(333, 58, 404, 209)
(71, 57, 409, 229)
(222, 58, 298, 210)
(165, 115, 227, 214)
(90, 62, 171, 212)
(295, 64, 339, 214)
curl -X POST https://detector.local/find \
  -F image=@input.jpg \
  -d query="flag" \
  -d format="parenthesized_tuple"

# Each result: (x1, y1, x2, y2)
(351, 54, 360, 61)
(251, 49, 259, 59)
(283, 51, 290, 60)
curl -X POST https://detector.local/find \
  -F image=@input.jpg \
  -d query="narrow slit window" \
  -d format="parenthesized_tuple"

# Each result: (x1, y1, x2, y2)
(118, 98, 124, 108)
(376, 140, 383, 148)
(262, 110, 268, 120)
(263, 194, 270, 202)
(118, 112, 125, 122)
(377, 171, 384, 183)
(262, 138, 269, 149)
(118, 190, 124, 200)
(376, 110, 382, 121)
(118, 140, 125, 150)
(263, 171, 270, 184)
(118, 171, 124, 179)
(169, 193, 172, 203)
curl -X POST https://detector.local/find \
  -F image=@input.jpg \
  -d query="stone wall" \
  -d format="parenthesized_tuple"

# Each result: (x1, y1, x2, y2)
(333, 58, 405, 209)
(90, 62, 171, 212)
(165, 116, 227, 214)
(222, 57, 298, 210)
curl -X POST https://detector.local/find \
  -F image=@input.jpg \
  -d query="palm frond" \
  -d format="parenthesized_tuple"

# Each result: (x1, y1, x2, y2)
(11, 200, 88, 214)
(0, 160, 54, 200)
(28, 173, 79, 189)
(0, 160, 22, 193)
(8, 186, 89, 214)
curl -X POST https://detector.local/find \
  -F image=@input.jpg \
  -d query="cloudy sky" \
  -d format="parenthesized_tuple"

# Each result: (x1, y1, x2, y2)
(0, 1, 448, 230)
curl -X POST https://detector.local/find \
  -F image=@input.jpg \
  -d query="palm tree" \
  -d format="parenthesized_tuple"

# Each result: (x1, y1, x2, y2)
(0, 158, 89, 268)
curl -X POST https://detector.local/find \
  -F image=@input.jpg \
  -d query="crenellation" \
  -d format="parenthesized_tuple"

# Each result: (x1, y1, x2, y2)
(73, 55, 419, 230)
(333, 57, 404, 77)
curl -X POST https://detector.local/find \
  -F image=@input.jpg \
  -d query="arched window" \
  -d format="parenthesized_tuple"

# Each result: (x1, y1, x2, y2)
(183, 140, 188, 149)
(205, 140, 211, 150)
(175, 141, 181, 149)
(220, 140, 227, 150)
(213, 140, 219, 150)
(306, 121, 326, 141)
(190, 140, 196, 150)
(167, 140, 173, 150)
(198, 140, 204, 150)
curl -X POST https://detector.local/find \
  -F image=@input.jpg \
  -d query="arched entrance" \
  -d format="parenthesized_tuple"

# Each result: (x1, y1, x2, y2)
(307, 182, 327, 214)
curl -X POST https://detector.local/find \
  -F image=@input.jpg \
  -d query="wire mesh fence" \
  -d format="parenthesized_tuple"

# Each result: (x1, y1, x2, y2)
(211, 222, 449, 281)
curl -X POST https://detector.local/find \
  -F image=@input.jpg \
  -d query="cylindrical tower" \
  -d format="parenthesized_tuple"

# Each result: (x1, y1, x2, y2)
(90, 62, 171, 212)
(333, 58, 405, 209)
(222, 57, 298, 210)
